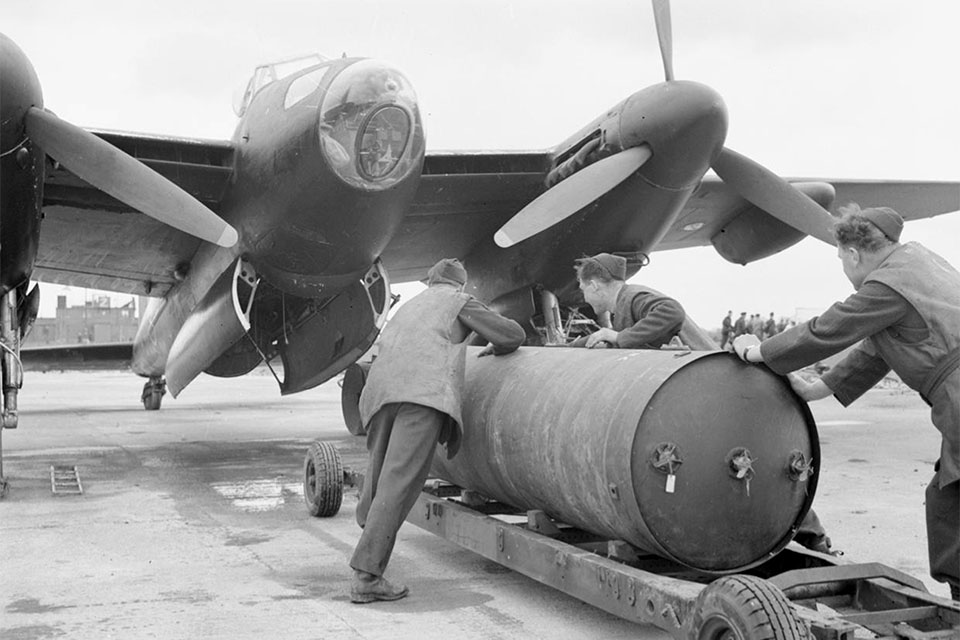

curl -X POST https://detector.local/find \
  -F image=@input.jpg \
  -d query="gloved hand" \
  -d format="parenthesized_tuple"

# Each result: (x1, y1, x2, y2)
(732, 334, 760, 362)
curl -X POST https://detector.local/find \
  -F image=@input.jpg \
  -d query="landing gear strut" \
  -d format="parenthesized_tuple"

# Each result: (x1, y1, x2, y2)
(141, 377, 166, 411)
(0, 288, 23, 497)
(540, 289, 565, 345)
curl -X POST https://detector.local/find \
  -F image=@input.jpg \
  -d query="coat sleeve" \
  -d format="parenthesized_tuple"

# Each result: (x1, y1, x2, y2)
(458, 298, 526, 355)
(820, 339, 892, 406)
(760, 281, 912, 375)
(615, 294, 685, 348)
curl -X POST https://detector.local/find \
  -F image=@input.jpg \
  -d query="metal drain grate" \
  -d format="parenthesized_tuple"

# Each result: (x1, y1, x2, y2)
(50, 465, 83, 495)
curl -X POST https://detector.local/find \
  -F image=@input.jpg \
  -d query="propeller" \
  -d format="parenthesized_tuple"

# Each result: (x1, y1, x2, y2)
(712, 148, 836, 245)
(495, 0, 836, 250)
(25, 107, 238, 248)
(651, 0, 674, 81)
(651, 0, 837, 245)
(494, 146, 652, 248)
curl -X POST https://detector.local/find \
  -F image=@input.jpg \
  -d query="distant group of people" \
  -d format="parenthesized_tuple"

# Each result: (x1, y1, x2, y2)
(347, 203, 958, 605)
(720, 311, 794, 350)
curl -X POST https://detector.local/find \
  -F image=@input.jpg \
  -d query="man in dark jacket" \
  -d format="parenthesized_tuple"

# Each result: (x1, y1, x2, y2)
(349, 258, 525, 603)
(763, 313, 777, 339)
(569, 252, 715, 350)
(735, 205, 960, 600)
(720, 310, 734, 349)
(733, 312, 748, 338)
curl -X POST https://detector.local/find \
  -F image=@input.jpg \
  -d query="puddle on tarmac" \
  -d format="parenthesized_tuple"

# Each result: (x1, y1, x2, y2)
(210, 478, 303, 511)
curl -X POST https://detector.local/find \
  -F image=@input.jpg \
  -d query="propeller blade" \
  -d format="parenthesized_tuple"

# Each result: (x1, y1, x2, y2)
(712, 147, 837, 245)
(495, 145, 652, 248)
(25, 107, 238, 248)
(651, 0, 675, 81)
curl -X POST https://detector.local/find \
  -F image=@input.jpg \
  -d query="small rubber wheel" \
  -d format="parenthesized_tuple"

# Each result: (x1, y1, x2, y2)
(690, 575, 809, 640)
(303, 441, 343, 517)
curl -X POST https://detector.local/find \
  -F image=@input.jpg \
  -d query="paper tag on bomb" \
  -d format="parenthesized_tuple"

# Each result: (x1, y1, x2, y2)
(666, 474, 676, 494)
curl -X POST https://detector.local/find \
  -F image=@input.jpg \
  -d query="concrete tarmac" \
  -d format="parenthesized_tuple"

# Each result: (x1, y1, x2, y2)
(0, 368, 948, 639)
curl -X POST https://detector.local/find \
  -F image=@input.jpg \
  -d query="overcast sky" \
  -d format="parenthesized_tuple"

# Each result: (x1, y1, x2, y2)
(6, 0, 958, 325)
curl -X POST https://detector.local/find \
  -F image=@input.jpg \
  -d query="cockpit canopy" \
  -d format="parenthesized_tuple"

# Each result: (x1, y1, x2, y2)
(233, 53, 329, 117)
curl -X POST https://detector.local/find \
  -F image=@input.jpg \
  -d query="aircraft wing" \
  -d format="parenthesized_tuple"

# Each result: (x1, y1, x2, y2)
(36, 135, 958, 290)
(657, 176, 960, 251)
(34, 130, 235, 296)
(20, 341, 134, 371)
(386, 158, 959, 275)
(381, 150, 552, 282)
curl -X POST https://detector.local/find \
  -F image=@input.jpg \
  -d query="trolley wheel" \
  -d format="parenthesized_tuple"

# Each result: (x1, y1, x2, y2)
(303, 440, 343, 517)
(690, 575, 809, 640)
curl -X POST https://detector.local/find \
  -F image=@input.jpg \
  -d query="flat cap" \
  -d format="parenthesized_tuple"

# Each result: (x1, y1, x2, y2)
(427, 258, 467, 286)
(861, 206, 904, 242)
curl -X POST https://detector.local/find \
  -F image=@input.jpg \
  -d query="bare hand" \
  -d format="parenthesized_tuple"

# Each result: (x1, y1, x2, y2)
(585, 328, 618, 349)
(786, 373, 832, 402)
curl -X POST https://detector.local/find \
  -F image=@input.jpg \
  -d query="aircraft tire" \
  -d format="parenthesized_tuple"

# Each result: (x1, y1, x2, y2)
(303, 440, 343, 517)
(142, 389, 162, 411)
(689, 574, 809, 640)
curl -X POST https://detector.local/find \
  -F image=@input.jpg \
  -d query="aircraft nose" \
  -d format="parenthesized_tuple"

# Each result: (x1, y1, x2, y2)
(619, 81, 728, 189)
(0, 34, 43, 154)
(318, 59, 425, 190)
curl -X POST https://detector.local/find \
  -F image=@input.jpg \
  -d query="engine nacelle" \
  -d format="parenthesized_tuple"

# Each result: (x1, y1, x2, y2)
(712, 182, 836, 265)
(166, 259, 391, 398)
(165, 259, 258, 396)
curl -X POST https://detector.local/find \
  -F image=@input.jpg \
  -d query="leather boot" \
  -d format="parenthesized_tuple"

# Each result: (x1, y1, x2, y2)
(795, 532, 842, 557)
(350, 570, 409, 604)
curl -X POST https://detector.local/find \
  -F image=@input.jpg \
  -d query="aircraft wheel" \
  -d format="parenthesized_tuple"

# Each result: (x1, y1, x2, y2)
(143, 391, 161, 411)
(689, 575, 809, 640)
(303, 440, 343, 517)
(141, 378, 166, 411)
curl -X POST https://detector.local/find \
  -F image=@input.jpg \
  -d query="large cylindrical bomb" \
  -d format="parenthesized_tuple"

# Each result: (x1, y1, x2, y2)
(431, 347, 819, 573)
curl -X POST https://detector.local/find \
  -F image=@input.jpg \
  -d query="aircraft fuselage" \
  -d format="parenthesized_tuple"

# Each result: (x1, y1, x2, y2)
(133, 57, 425, 379)
(222, 57, 424, 297)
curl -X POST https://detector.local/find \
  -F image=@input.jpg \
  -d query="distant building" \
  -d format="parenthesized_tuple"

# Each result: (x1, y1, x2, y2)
(28, 295, 139, 346)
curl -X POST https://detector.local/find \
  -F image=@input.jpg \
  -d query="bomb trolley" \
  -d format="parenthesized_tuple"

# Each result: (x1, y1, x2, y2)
(305, 440, 959, 640)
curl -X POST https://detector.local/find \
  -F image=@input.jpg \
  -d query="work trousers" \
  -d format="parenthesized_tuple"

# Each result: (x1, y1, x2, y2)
(926, 469, 960, 595)
(350, 402, 445, 577)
